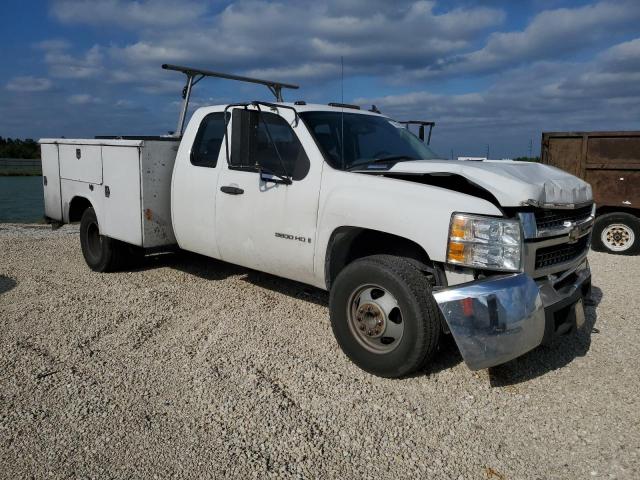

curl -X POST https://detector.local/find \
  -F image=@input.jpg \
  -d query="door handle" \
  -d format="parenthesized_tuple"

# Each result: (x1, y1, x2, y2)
(220, 186, 244, 195)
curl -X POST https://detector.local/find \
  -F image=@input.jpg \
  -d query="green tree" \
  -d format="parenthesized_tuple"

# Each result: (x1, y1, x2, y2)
(0, 137, 40, 159)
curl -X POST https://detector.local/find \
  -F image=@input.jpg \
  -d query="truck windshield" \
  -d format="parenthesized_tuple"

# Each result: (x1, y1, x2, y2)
(300, 111, 441, 170)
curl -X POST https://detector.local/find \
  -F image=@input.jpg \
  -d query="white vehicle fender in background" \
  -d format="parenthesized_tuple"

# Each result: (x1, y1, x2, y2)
(313, 167, 502, 288)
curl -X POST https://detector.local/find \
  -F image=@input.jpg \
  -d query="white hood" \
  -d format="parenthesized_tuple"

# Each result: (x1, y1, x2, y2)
(386, 159, 592, 207)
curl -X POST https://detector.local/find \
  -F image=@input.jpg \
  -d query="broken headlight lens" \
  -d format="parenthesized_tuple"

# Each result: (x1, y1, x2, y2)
(447, 213, 522, 272)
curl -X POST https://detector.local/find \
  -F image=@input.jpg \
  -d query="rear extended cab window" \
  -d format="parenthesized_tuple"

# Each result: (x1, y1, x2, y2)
(191, 112, 226, 168)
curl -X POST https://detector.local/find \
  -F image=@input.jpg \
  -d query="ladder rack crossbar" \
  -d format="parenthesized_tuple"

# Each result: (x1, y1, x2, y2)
(162, 64, 299, 93)
(163, 63, 299, 137)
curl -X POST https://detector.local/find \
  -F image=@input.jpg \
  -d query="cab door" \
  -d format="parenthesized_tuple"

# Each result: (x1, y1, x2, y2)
(215, 107, 322, 285)
(171, 109, 227, 258)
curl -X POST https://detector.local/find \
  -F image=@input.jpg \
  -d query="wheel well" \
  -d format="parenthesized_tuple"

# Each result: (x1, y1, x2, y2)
(596, 206, 639, 218)
(68, 196, 92, 222)
(325, 227, 433, 289)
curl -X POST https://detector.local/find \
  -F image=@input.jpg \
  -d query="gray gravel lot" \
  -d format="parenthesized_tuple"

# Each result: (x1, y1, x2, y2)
(1, 223, 639, 479)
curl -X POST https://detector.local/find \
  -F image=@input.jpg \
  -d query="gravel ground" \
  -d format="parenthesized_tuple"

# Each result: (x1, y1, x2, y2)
(0, 223, 639, 479)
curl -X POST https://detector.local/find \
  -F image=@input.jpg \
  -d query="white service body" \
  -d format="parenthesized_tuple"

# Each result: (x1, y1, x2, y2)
(40, 138, 179, 249)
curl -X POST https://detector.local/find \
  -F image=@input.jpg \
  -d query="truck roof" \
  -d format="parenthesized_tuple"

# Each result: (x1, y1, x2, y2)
(38, 104, 387, 144)
(196, 102, 385, 117)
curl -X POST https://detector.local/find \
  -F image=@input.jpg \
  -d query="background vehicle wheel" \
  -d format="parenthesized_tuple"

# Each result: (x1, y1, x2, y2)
(591, 212, 640, 255)
(329, 255, 441, 378)
(79, 207, 129, 272)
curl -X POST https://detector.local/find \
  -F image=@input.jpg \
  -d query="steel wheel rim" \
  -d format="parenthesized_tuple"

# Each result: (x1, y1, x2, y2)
(601, 223, 634, 251)
(347, 284, 404, 354)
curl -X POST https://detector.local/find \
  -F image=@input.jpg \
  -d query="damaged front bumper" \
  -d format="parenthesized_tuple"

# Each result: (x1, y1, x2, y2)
(433, 260, 591, 370)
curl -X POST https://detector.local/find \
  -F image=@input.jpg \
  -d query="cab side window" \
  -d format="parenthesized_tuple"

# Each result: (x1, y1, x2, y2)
(230, 109, 310, 181)
(191, 112, 226, 168)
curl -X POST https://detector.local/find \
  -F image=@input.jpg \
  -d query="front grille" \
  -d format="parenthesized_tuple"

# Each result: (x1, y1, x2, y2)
(535, 235, 590, 269)
(534, 205, 593, 231)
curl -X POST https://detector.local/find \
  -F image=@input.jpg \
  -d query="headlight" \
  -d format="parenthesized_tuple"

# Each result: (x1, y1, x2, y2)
(447, 213, 522, 272)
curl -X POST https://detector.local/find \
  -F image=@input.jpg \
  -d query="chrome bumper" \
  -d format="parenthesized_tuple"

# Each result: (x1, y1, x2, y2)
(433, 261, 591, 370)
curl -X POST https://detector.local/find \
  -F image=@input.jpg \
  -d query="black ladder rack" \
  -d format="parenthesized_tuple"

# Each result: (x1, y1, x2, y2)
(398, 120, 436, 144)
(162, 63, 299, 137)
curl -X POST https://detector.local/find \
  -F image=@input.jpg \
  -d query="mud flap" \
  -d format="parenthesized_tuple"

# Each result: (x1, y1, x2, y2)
(433, 273, 545, 370)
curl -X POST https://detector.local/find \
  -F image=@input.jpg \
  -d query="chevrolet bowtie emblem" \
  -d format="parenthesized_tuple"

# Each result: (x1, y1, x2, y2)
(568, 225, 581, 243)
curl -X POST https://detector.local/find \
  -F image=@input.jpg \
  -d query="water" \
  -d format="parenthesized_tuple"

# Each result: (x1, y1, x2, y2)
(0, 176, 45, 223)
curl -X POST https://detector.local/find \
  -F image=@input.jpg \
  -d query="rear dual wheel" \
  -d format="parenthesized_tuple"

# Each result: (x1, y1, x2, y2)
(330, 255, 441, 378)
(80, 207, 142, 272)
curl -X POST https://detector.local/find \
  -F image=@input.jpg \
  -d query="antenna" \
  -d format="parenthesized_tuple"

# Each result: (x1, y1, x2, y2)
(340, 56, 345, 169)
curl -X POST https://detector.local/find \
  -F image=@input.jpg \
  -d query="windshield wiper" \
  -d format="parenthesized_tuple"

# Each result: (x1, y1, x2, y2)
(347, 155, 417, 171)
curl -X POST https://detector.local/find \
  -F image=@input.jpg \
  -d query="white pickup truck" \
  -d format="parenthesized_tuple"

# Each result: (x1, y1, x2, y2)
(40, 65, 594, 378)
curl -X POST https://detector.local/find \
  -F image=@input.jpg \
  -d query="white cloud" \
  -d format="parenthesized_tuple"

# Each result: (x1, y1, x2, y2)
(6, 76, 53, 92)
(411, 1, 640, 79)
(5, 1, 640, 157)
(48, 0, 504, 86)
(598, 37, 640, 71)
(50, 0, 207, 29)
(550, 38, 640, 98)
(355, 36, 640, 157)
(42, 43, 104, 79)
(246, 63, 342, 81)
(68, 94, 101, 104)
(41, 0, 639, 93)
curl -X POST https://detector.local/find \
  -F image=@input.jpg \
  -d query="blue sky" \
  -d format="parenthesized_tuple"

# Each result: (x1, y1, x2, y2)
(1, 0, 639, 158)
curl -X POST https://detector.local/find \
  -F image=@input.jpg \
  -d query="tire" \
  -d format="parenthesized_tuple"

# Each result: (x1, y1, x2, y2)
(591, 212, 640, 255)
(123, 243, 146, 268)
(79, 207, 129, 272)
(329, 255, 441, 378)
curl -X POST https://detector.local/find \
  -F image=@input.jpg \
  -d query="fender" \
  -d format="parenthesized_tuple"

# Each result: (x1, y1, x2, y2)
(61, 178, 105, 226)
(312, 166, 502, 288)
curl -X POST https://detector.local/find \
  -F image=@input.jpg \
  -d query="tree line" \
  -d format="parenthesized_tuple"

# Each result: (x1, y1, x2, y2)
(0, 137, 40, 159)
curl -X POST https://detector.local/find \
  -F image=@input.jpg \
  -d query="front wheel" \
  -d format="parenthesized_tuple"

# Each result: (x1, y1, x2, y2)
(591, 212, 640, 255)
(329, 255, 441, 378)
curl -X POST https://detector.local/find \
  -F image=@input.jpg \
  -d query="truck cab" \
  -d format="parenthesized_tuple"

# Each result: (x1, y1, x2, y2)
(40, 65, 594, 378)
